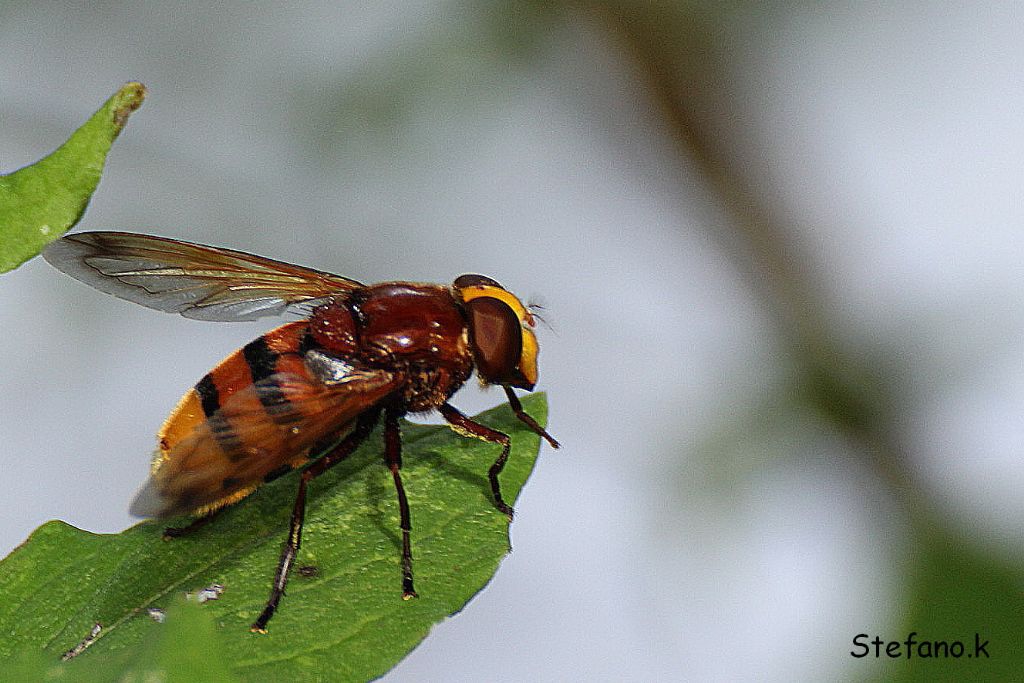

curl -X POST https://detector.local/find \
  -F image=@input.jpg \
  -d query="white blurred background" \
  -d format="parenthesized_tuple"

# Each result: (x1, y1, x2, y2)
(2, 3, 1024, 681)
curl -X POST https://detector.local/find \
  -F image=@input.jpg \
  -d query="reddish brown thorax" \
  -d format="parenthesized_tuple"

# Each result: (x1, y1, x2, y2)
(308, 283, 474, 412)
(352, 283, 469, 367)
(307, 299, 358, 355)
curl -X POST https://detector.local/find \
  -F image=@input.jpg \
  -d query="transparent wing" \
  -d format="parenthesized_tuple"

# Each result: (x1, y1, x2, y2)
(43, 231, 364, 321)
(130, 367, 401, 518)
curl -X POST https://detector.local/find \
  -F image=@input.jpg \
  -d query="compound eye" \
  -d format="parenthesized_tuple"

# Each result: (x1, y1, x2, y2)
(465, 296, 522, 383)
(454, 273, 504, 290)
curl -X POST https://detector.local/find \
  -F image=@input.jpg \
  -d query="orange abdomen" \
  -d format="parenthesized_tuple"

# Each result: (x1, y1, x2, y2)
(157, 321, 312, 461)
(146, 321, 344, 516)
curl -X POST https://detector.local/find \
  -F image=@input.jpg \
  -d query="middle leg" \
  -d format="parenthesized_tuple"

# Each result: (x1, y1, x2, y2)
(250, 410, 380, 633)
(384, 408, 418, 599)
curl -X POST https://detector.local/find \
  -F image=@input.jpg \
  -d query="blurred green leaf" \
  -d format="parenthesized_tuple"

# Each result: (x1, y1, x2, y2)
(113, 600, 238, 683)
(0, 395, 549, 682)
(305, 1, 561, 156)
(877, 522, 1024, 682)
(0, 82, 145, 273)
(60, 600, 238, 683)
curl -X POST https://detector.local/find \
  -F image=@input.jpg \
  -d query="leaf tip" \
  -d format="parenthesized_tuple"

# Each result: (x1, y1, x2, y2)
(111, 81, 147, 131)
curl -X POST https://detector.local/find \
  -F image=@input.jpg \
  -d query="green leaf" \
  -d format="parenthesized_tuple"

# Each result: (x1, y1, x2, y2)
(0, 82, 146, 273)
(0, 395, 550, 682)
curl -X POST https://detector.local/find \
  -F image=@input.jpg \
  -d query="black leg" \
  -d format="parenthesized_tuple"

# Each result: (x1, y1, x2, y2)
(250, 411, 380, 633)
(503, 386, 560, 449)
(439, 403, 514, 520)
(250, 472, 308, 633)
(384, 409, 418, 599)
(162, 507, 223, 539)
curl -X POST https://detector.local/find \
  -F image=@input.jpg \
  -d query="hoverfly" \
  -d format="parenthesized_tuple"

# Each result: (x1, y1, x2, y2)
(43, 232, 558, 632)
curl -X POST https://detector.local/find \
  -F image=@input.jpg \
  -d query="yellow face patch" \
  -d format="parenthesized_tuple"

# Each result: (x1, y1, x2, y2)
(456, 284, 538, 388)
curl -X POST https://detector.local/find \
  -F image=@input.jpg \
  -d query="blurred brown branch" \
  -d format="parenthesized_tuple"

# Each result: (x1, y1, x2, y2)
(582, 1, 919, 503)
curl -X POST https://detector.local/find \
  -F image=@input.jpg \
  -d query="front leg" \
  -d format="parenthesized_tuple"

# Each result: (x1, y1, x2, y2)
(439, 403, 514, 519)
(503, 386, 559, 449)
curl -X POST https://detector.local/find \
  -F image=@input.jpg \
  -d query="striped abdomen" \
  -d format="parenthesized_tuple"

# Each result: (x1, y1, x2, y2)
(134, 321, 399, 517)
(157, 321, 312, 462)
